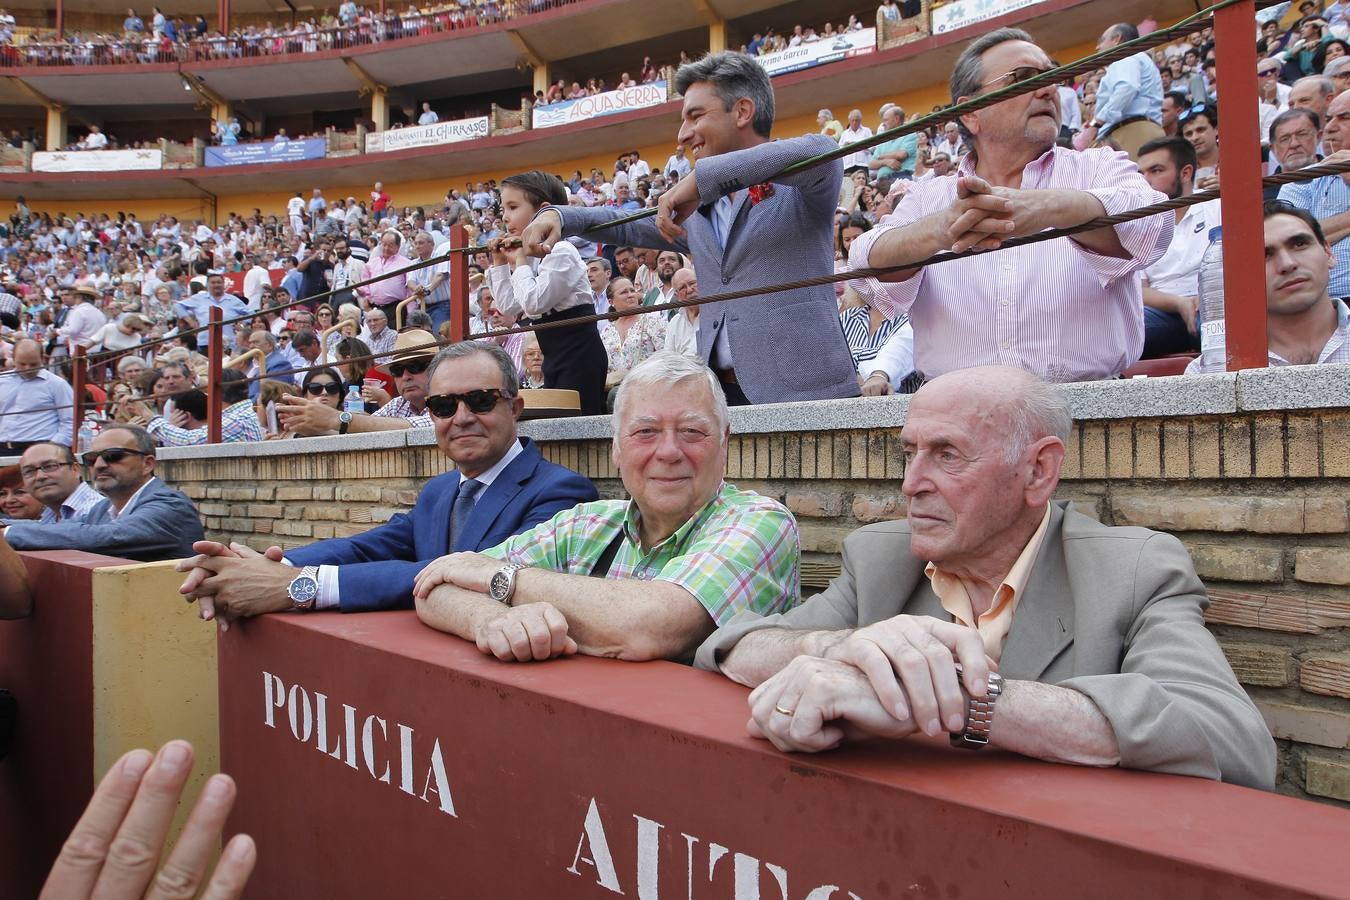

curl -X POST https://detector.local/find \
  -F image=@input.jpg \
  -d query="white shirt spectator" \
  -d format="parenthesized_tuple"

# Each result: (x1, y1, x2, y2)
(242, 263, 271, 310)
(418, 108, 439, 125)
(58, 301, 108, 351)
(838, 123, 874, 170)
(664, 152, 692, 180)
(1141, 199, 1222, 298)
(83, 130, 108, 150)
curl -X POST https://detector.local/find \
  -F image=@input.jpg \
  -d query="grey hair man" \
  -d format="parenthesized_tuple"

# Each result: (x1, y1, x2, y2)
(522, 52, 860, 407)
(695, 366, 1274, 791)
(412, 351, 800, 664)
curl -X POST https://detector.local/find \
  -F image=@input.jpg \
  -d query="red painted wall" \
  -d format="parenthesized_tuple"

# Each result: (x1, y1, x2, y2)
(219, 612, 1350, 899)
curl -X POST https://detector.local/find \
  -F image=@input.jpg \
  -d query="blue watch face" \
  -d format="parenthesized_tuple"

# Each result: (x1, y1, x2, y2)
(290, 576, 319, 603)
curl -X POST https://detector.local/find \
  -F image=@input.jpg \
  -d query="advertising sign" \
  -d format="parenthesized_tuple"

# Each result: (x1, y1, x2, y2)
(204, 138, 326, 167)
(364, 116, 491, 153)
(32, 149, 162, 172)
(532, 82, 669, 130)
(755, 28, 876, 77)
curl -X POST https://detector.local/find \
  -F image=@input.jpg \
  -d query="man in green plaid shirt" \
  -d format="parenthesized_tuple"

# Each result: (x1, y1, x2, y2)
(413, 352, 800, 663)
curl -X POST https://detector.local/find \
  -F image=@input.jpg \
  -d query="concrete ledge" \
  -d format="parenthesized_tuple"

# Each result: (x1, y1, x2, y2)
(1236, 363, 1350, 412)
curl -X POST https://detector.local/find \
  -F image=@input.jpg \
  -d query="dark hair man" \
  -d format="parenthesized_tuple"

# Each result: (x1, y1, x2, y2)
(17, 441, 101, 523)
(4, 425, 204, 561)
(178, 342, 597, 621)
(523, 51, 860, 407)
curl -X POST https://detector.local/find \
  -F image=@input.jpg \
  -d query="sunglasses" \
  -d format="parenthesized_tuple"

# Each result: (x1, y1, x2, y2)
(305, 381, 343, 396)
(81, 448, 149, 467)
(1178, 103, 1210, 122)
(425, 389, 506, 418)
(978, 64, 1057, 92)
(387, 359, 430, 378)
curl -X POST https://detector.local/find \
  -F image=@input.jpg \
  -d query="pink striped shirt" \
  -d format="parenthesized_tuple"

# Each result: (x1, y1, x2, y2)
(361, 250, 412, 308)
(849, 147, 1172, 382)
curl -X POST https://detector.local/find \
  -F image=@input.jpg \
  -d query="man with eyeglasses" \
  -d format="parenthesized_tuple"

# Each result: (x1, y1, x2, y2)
(16, 441, 102, 523)
(849, 27, 1170, 383)
(1266, 108, 1322, 200)
(1278, 89, 1350, 300)
(176, 341, 596, 621)
(3, 425, 203, 562)
(276, 328, 435, 435)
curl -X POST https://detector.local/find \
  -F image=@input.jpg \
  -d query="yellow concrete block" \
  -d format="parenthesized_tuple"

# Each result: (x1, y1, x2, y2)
(849, 431, 869, 480)
(1323, 413, 1350, 478)
(92, 561, 219, 853)
(1222, 418, 1253, 479)
(1060, 428, 1082, 480)
(1107, 422, 1133, 479)
(1079, 423, 1108, 479)
(800, 434, 818, 479)
(1133, 421, 1161, 479)
(1286, 413, 1320, 479)
(1253, 414, 1285, 478)
(1191, 420, 1221, 479)
(1161, 420, 1190, 479)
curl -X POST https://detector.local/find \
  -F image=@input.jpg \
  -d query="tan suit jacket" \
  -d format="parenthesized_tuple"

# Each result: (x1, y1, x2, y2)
(696, 501, 1276, 790)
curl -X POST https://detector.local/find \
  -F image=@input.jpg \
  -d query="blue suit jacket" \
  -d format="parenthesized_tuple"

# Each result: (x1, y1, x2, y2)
(5, 477, 204, 562)
(284, 437, 597, 612)
(249, 350, 296, 401)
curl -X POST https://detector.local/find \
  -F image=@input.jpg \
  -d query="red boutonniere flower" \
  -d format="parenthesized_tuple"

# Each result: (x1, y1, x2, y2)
(748, 182, 775, 205)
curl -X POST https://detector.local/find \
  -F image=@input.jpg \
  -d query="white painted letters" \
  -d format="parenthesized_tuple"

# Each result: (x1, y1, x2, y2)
(568, 798, 624, 894)
(362, 715, 390, 783)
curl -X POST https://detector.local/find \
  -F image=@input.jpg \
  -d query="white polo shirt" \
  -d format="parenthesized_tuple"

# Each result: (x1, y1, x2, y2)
(1140, 198, 1223, 298)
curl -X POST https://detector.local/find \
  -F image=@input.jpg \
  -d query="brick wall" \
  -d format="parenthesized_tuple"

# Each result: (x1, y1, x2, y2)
(156, 394, 1350, 807)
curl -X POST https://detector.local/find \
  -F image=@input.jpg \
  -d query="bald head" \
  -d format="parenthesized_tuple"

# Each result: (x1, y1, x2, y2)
(914, 366, 1072, 463)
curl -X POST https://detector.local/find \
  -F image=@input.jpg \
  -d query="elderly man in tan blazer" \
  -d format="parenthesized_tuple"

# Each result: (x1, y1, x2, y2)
(696, 366, 1275, 790)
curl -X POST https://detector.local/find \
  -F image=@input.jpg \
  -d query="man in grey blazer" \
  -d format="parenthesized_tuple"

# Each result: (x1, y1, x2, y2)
(522, 51, 859, 406)
(695, 367, 1275, 790)
(3, 425, 203, 562)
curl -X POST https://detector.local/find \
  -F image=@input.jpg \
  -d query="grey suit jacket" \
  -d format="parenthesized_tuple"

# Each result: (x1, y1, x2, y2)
(5, 476, 204, 562)
(555, 134, 860, 405)
(696, 501, 1276, 789)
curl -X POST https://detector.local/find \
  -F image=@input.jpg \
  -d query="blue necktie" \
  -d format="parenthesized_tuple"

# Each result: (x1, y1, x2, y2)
(450, 478, 482, 549)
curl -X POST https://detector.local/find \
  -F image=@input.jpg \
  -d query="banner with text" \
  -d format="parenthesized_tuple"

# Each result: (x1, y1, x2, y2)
(931, 0, 1052, 35)
(204, 138, 326, 168)
(364, 116, 491, 153)
(755, 28, 876, 77)
(32, 149, 162, 173)
(532, 82, 668, 130)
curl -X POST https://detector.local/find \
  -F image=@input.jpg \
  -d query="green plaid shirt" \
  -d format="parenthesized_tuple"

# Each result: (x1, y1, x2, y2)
(482, 482, 800, 624)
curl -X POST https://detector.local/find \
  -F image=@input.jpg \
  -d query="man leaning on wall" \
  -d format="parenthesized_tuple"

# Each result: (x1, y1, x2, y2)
(695, 366, 1275, 790)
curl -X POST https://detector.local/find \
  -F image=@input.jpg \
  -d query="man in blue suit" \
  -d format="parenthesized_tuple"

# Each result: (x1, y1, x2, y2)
(177, 342, 596, 624)
(3, 424, 204, 562)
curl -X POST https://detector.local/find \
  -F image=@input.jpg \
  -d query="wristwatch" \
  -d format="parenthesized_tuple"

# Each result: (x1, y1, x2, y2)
(287, 565, 320, 610)
(338, 410, 352, 434)
(488, 563, 526, 606)
(950, 663, 1004, 749)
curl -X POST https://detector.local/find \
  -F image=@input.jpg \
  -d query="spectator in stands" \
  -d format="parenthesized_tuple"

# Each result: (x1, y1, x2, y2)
(850, 28, 1170, 383)
(838, 109, 874, 170)
(371, 181, 392, 223)
(1278, 89, 1350, 298)
(329, 237, 366, 309)
(1289, 75, 1336, 133)
(179, 341, 597, 621)
(286, 192, 306, 235)
(412, 352, 798, 664)
(1189, 201, 1349, 372)
(1268, 108, 1322, 199)
(525, 51, 859, 406)
(57, 285, 107, 355)
(520, 333, 544, 388)
(641, 250, 680, 308)
(1081, 23, 1164, 159)
(147, 370, 264, 446)
(1160, 91, 1188, 138)
(299, 366, 345, 411)
(1179, 103, 1219, 184)
(664, 144, 692, 180)
(90, 312, 146, 355)
(79, 125, 109, 151)
(243, 329, 294, 402)
(18, 442, 102, 522)
(0, 339, 73, 455)
(0, 465, 43, 521)
(697, 366, 1274, 790)
(489, 170, 608, 415)
(359, 231, 410, 313)
(358, 305, 397, 359)
(277, 328, 436, 435)
(663, 267, 701, 359)
(869, 104, 916, 180)
(4, 424, 204, 562)
(296, 237, 334, 303)
(407, 230, 451, 334)
(585, 257, 612, 313)
(418, 102, 439, 125)
(176, 272, 248, 351)
(933, 120, 963, 159)
(1136, 136, 1217, 358)
(601, 277, 666, 394)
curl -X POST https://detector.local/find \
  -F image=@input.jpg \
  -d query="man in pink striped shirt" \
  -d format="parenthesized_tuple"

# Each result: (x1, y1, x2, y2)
(850, 28, 1172, 383)
(358, 230, 412, 311)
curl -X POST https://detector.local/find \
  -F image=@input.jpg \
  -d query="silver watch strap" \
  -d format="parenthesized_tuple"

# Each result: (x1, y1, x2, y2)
(950, 663, 1004, 749)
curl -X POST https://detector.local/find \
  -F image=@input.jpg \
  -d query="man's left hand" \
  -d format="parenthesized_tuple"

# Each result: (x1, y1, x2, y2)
(655, 173, 700, 243)
(276, 394, 340, 436)
(181, 552, 298, 621)
(747, 656, 916, 753)
(412, 551, 501, 599)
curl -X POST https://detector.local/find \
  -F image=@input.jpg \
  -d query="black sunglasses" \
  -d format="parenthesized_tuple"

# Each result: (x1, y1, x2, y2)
(387, 359, 430, 378)
(305, 381, 343, 396)
(425, 389, 506, 418)
(1179, 103, 1210, 122)
(81, 448, 149, 467)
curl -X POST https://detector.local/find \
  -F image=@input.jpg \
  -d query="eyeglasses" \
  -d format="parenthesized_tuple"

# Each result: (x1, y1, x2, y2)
(977, 64, 1056, 92)
(305, 381, 343, 396)
(1274, 127, 1319, 147)
(1258, 68, 1280, 77)
(387, 359, 430, 378)
(19, 460, 73, 478)
(425, 389, 506, 418)
(81, 448, 149, 467)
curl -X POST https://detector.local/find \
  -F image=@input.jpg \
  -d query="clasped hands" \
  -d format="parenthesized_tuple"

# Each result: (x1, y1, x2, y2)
(939, 175, 1051, 254)
(747, 615, 996, 754)
(414, 553, 578, 662)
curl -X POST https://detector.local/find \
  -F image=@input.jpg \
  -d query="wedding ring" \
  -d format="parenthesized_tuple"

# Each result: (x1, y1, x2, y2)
(773, 704, 795, 717)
